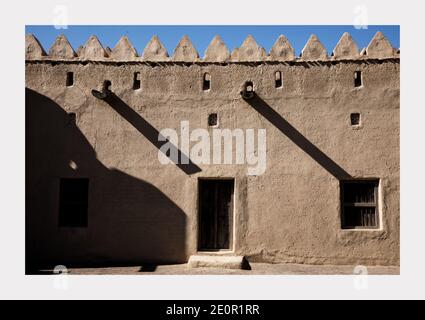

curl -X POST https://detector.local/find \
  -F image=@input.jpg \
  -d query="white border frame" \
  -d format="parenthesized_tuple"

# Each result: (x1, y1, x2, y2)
(1, 0, 424, 300)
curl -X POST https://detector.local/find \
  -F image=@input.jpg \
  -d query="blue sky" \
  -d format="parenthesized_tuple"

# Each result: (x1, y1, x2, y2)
(25, 25, 399, 56)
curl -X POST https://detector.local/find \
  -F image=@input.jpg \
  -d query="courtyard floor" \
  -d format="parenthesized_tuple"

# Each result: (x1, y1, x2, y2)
(36, 263, 400, 275)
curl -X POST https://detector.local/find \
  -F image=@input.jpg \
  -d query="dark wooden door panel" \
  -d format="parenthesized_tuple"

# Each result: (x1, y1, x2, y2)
(198, 179, 234, 250)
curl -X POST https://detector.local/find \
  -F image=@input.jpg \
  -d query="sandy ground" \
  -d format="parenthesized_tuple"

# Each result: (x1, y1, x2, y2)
(36, 263, 399, 275)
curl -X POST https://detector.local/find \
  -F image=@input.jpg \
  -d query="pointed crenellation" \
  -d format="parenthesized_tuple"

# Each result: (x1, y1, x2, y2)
(142, 35, 169, 61)
(25, 34, 46, 60)
(48, 34, 76, 59)
(204, 35, 230, 62)
(173, 35, 199, 62)
(230, 48, 239, 62)
(332, 32, 359, 60)
(238, 35, 267, 61)
(76, 45, 84, 57)
(25, 32, 399, 62)
(269, 35, 295, 61)
(79, 35, 108, 60)
(365, 31, 395, 59)
(261, 47, 268, 59)
(301, 34, 328, 61)
(110, 36, 138, 61)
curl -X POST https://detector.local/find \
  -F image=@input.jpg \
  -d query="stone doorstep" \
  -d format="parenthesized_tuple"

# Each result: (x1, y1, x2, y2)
(188, 255, 249, 270)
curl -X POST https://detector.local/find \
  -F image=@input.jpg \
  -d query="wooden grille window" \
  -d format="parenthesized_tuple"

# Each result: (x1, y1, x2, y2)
(341, 180, 379, 229)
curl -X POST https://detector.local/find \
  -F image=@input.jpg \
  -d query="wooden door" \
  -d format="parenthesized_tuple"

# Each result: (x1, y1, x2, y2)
(198, 179, 234, 250)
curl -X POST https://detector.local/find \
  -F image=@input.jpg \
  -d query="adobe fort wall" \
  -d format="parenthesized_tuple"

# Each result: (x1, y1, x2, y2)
(25, 32, 400, 267)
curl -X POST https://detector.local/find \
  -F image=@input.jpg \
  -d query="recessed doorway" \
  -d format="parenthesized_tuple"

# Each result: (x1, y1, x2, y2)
(198, 179, 234, 251)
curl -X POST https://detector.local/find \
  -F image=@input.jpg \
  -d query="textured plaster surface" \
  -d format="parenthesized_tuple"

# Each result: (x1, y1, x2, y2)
(25, 58, 400, 267)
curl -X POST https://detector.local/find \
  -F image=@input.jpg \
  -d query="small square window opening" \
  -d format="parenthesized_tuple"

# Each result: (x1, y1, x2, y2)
(208, 113, 218, 127)
(133, 72, 141, 90)
(203, 73, 211, 91)
(66, 72, 74, 87)
(350, 113, 361, 126)
(354, 71, 362, 87)
(275, 71, 283, 88)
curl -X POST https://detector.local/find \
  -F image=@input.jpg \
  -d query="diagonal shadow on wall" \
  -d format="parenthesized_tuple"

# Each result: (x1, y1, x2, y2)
(102, 93, 201, 175)
(243, 93, 352, 180)
(26, 88, 188, 273)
